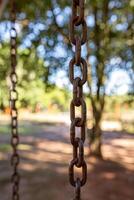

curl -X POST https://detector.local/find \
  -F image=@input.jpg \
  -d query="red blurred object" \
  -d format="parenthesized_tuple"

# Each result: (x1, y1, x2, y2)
(4, 107, 11, 115)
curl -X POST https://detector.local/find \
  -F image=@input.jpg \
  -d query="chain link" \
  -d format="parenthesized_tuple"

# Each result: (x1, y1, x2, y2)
(10, 1, 20, 200)
(69, 0, 87, 199)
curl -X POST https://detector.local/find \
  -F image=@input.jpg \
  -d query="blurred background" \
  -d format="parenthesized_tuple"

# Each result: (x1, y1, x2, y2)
(0, 0, 134, 200)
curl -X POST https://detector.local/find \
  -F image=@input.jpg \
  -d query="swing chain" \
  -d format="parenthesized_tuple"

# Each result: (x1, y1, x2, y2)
(69, 0, 87, 199)
(10, 0, 20, 200)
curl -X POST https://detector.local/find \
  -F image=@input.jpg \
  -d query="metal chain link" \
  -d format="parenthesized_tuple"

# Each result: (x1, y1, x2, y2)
(69, 0, 87, 199)
(10, 1, 20, 199)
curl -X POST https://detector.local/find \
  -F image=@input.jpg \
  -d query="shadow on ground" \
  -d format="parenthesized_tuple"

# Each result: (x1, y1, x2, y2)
(0, 121, 134, 200)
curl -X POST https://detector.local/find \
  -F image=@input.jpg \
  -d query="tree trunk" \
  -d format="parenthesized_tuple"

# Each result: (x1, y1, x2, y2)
(0, 97, 4, 111)
(88, 118, 103, 159)
(0, 0, 8, 18)
(87, 95, 104, 159)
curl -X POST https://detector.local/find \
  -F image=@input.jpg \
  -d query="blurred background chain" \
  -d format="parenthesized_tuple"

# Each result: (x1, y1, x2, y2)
(10, 0, 20, 199)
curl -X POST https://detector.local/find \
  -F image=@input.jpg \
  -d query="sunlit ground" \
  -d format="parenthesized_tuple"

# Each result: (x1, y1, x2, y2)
(0, 112, 134, 200)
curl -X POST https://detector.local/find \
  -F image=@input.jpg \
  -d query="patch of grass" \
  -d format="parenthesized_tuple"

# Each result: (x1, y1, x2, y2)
(0, 119, 61, 136)
(0, 143, 32, 153)
(121, 121, 134, 134)
(0, 125, 10, 135)
(18, 123, 41, 135)
(0, 144, 11, 152)
(0, 122, 42, 135)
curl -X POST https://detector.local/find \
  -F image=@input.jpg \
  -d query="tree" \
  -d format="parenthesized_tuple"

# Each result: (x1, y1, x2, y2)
(47, 0, 134, 158)
(86, 0, 134, 157)
(0, 0, 133, 157)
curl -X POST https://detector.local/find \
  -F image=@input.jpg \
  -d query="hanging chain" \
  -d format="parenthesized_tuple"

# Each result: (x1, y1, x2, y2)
(69, 0, 87, 199)
(10, 0, 20, 200)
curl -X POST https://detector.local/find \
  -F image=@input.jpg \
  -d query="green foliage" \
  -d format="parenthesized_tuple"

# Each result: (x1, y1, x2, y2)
(0, 42, 10, 109)
(121, 121, 134, 134)
(0, 144, 11, 152)
(0, 0, 133, 146)
(44, 87, 70, 111)
(18, 80, 70, 112)
(0, 43, 70, 112)
(104, 95, 134, 113)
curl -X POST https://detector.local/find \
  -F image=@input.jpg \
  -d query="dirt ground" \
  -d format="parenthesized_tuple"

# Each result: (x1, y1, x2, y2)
(0, 120, 134, 200)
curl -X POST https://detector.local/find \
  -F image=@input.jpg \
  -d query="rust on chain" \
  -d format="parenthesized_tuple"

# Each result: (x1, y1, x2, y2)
(69, 17, 87, 45)
(74, 178, 81, 200)
(75, 36, 81, 65)
(69, 0, 87, 199)
(69, 57, 87, 86)
(73, 138, 84, 168)
(10, 0, 20, 200)
(72, 0, 84, 26)
(69, 159, 87, 187)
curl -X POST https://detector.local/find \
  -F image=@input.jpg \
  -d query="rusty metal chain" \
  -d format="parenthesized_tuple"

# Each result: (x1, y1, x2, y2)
(69, 0, 87, 199)
(10, 1, 20, 199)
